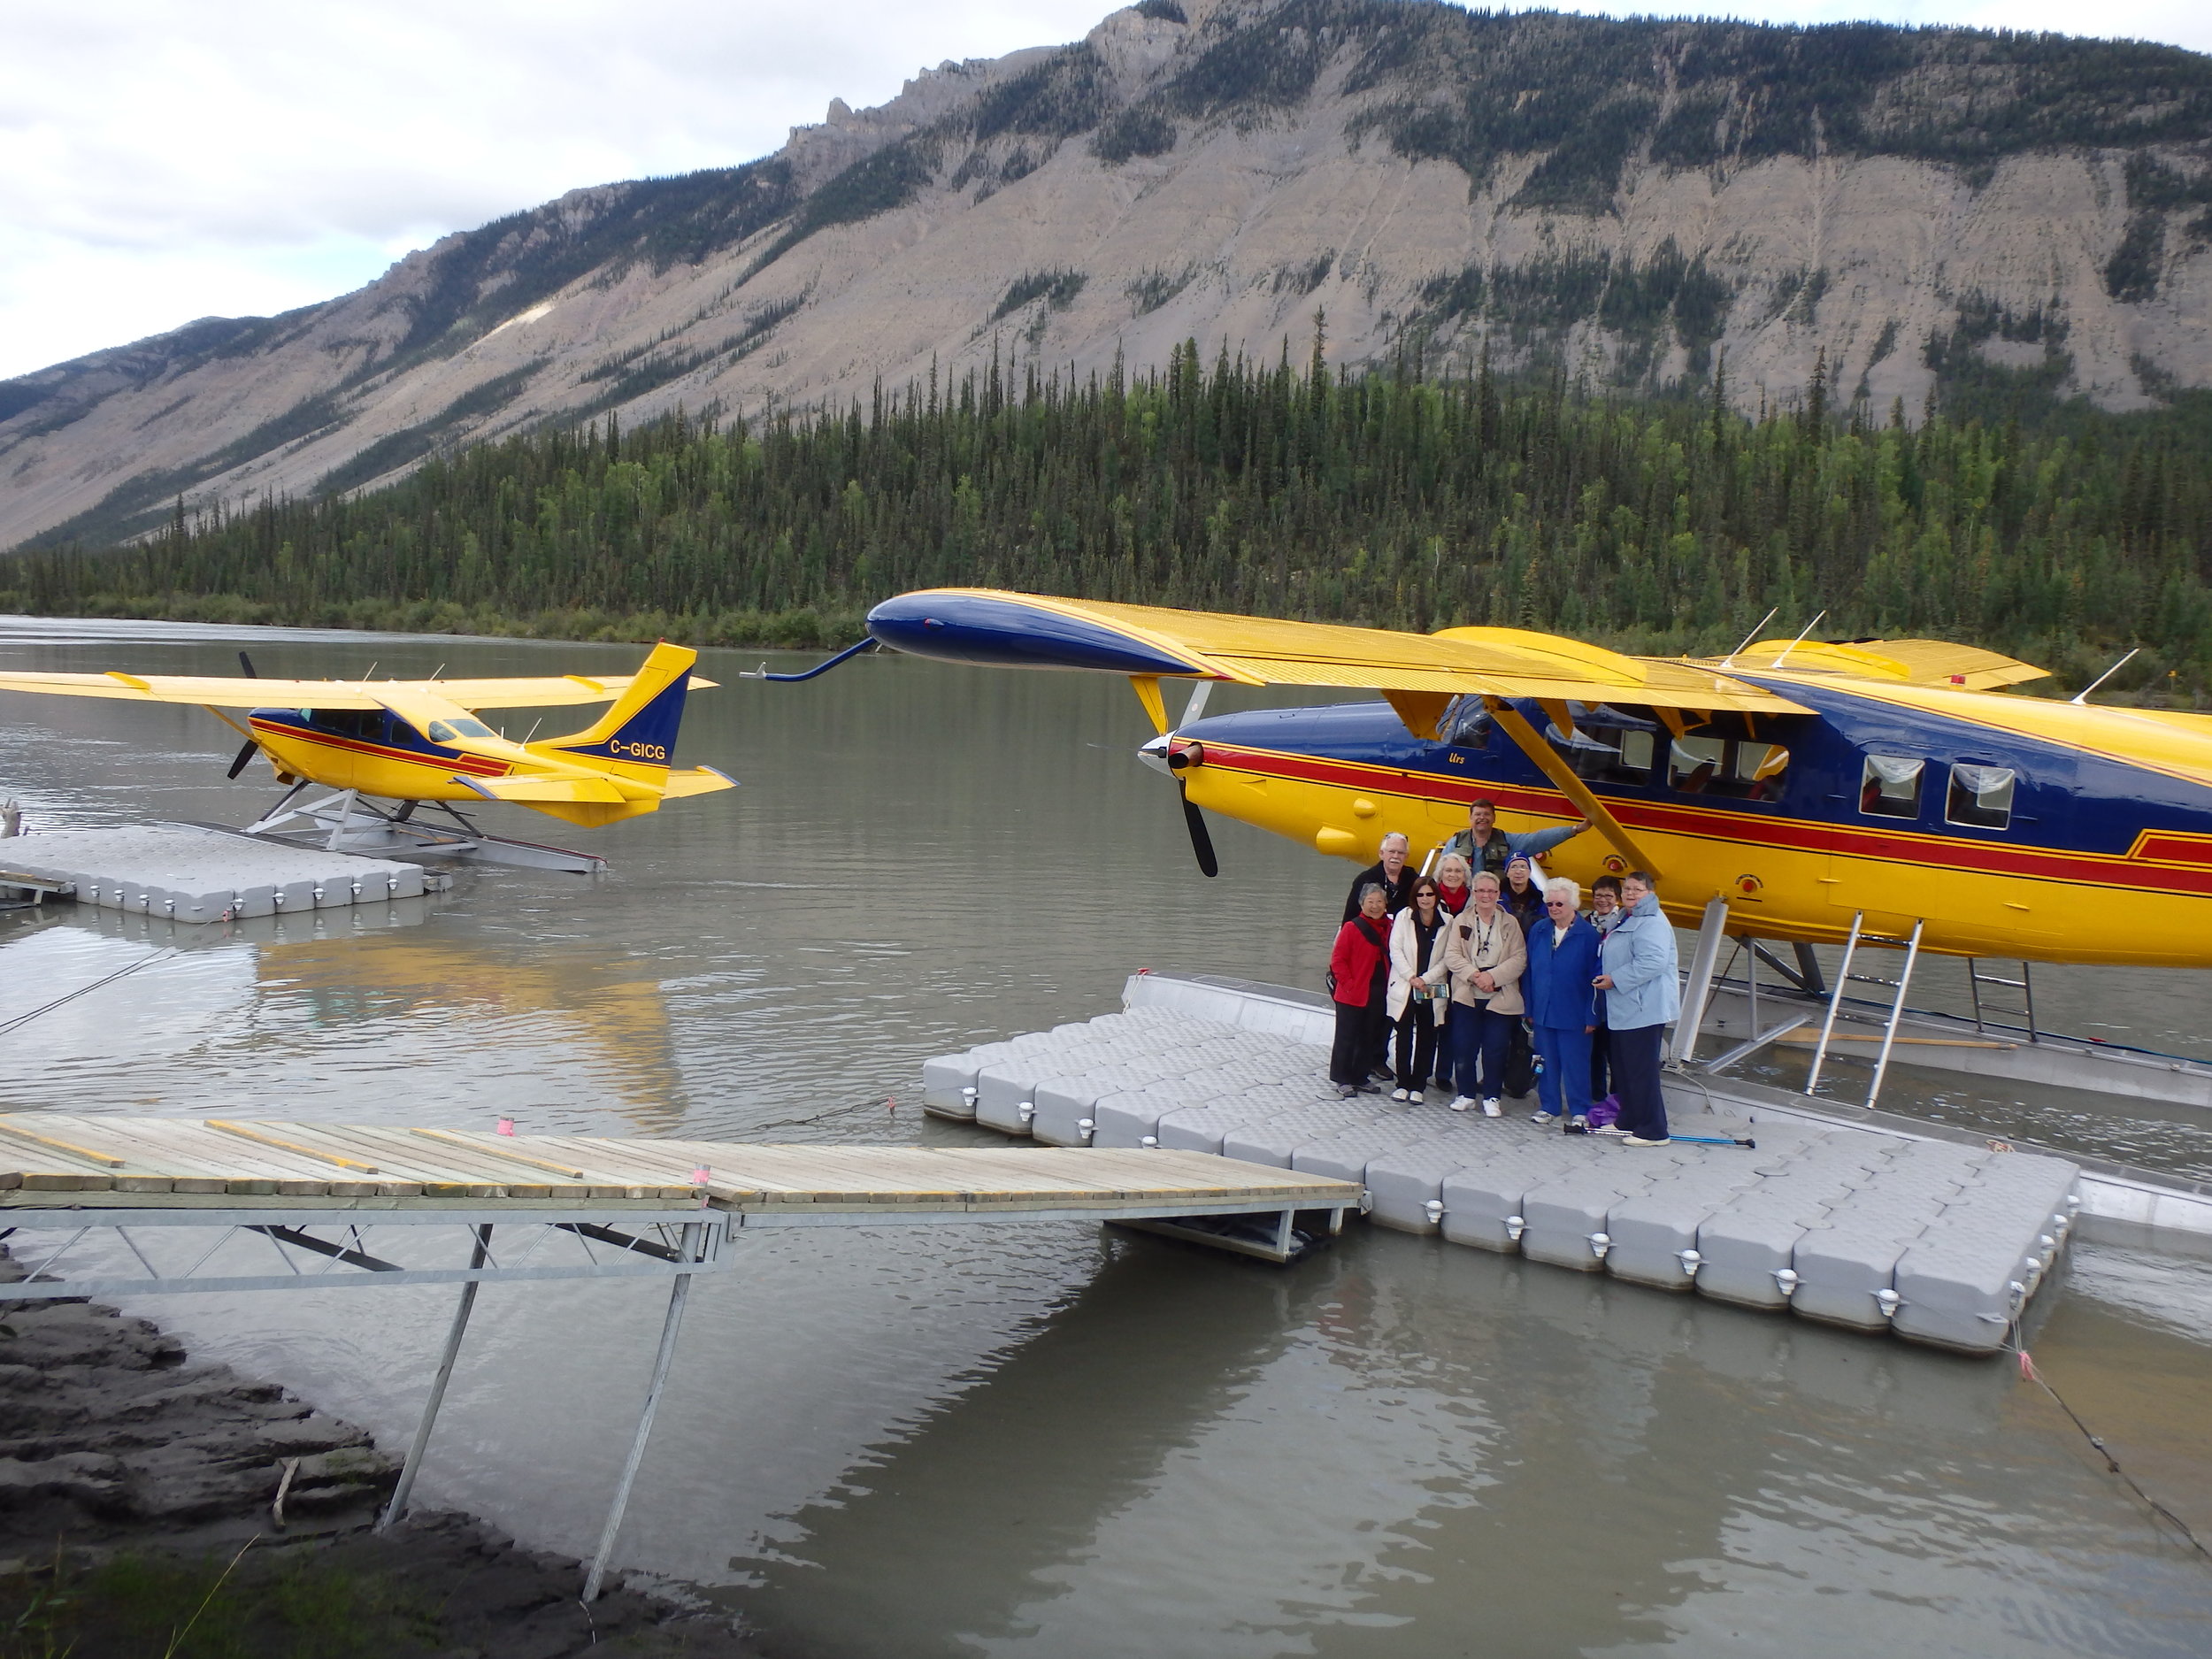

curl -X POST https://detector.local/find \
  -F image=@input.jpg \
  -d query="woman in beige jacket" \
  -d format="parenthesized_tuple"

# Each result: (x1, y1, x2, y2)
(1441, 871, 1526, 1115)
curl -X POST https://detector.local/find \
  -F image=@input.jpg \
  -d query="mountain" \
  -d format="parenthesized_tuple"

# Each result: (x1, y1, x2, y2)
(6, 0, 2212, 551)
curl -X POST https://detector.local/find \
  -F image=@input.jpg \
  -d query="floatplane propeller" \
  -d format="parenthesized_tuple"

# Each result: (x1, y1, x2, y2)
(1138, 680, 1220, 877)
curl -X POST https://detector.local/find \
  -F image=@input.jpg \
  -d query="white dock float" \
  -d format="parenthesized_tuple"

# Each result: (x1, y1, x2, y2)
(923, 976, 2090, 1355)
(0, 823, 428, 922)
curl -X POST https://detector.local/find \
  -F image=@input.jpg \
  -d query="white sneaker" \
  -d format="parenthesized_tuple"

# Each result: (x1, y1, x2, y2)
(1481, 1098, 1502, 1118)
(1531, 1110, 1558, 1125)
(1623, 1133, 1671, 1147)
(1409, 1090, 1426, 1106)
(1448, 1095, 1476, 1112)
(1390, 1087, 1409, 1102)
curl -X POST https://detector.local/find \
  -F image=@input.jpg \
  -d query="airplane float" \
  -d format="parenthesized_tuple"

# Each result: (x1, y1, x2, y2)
(855, 590, 2212, 981)
(0, 641, 734, 870)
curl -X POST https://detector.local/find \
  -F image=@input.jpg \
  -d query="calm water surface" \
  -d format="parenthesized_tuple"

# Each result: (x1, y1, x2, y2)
(2, 615, 2208, 1655)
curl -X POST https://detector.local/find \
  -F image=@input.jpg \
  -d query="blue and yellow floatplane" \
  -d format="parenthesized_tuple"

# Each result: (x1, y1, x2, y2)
(861, 590, 2212, 971)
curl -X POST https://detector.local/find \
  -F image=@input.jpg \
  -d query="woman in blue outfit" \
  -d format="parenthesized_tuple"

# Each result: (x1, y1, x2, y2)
(1592, 871, 1680, 1145)
(1521, 877, 1601, 1128)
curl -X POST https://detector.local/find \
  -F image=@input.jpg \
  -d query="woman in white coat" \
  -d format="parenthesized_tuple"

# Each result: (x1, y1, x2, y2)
(1386, 876, 1451, 1102)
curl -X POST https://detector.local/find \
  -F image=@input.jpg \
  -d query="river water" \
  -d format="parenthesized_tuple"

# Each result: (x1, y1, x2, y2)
(2, 615, 2208, 1655)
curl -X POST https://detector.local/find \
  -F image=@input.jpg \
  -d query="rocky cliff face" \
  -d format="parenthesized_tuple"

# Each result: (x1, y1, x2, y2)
(6, 0, 2211, 549)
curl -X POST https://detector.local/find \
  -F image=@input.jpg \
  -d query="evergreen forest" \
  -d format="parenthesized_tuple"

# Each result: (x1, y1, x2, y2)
(8, 337, 2212, 699)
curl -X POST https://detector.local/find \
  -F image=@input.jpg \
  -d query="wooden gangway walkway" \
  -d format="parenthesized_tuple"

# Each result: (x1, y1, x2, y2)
(0, 1115, 1351, 1220)
(0, 1115, 1358, 1600)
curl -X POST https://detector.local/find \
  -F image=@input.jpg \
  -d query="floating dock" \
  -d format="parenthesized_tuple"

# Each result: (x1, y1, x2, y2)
(0, 824, 431, 923)
(922, 987, 2087, 1355)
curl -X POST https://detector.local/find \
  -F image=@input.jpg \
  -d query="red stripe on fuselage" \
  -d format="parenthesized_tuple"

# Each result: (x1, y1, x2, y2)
(250, 721, 511, 778)
(1197, 741, 2212, 898)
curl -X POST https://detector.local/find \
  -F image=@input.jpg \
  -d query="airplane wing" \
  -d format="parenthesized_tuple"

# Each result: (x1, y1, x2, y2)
(1713, 639, 2048, 690)
(0, 670, 717, 710)
(865, 590, 1809, 716)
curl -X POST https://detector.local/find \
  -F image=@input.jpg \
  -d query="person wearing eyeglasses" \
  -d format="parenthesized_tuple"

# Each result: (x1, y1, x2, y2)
(1590, 870, 1679, 1146)
(1441, 872, 1525, 1115)
(1522, 877, 1601, 1129)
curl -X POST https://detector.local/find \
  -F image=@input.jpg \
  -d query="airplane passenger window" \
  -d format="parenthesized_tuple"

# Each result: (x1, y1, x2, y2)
(426, 717, 495, 744)
(1611, 728, 1655, 783)
(445, 717, 495, 739)
(1861, 756, 1924, 818)
(1732, 741, 1790, 801)
(308, 709, 382, 739)
(1946, 764, 2016, 830)
(1669, 735, 1726, 793)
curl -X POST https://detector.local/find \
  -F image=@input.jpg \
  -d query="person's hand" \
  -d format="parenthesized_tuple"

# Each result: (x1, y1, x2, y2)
(1584, 1024, 1596, 1033)
(1411, 975, 1428, 993)
(1475, 971, 1496, 994)
(1593, 975, 1614, 990)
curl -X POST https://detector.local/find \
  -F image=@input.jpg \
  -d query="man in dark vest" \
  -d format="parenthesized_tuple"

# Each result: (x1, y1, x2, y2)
(1437, 799, 1589, 883)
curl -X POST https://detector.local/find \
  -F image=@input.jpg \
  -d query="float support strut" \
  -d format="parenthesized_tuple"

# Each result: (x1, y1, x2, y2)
(380, 1224, 491, 1532)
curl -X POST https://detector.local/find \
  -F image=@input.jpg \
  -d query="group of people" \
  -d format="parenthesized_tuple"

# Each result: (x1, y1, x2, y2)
(1325, 799, 1681, 1145)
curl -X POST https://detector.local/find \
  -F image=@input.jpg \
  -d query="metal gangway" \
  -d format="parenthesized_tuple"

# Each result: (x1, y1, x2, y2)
(0, 1116, 1356, 1601)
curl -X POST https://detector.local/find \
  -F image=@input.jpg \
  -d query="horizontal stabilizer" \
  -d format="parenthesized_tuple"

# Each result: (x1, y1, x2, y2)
(659, 766, 739, 798)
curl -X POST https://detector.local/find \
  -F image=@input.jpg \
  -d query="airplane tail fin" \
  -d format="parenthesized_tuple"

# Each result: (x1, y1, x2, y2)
(530, 642, 698, 776)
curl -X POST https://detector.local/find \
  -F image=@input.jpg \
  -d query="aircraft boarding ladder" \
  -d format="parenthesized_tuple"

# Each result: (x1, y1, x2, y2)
(1801, 913, 1925, 1108)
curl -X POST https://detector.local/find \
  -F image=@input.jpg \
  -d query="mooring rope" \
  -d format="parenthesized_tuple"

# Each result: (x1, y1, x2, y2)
(0, 947, 175, 1039)
(2010, 1321, 2210, 1564)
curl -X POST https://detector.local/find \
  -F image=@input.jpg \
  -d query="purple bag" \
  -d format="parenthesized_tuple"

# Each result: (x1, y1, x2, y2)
(1586, 1094, 1621, 1129)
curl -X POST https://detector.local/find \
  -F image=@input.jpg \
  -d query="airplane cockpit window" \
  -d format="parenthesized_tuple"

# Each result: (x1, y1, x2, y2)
(426, 718, 495, 743)
(1946, 764, 2016, 830)
(1438, 695, 1493, 749)
(1861, 756, 1924, 818)
(1556, 725, 1655, 783)
(1669, 735, 1789, 799)
(1545, 704, 1659, 784)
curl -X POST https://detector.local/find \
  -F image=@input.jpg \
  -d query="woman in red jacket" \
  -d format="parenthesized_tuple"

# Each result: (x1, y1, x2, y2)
(1329, 882, 1392, 1096)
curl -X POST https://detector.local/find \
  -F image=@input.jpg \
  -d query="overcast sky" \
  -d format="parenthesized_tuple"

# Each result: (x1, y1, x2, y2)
(4, 0, 2207, 381)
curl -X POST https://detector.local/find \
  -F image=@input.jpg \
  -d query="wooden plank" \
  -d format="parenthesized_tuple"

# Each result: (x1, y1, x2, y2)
(269, 1125, 509, 1199)
(45, 1118, 335, 1198)
(204, 1121, 380, 1171)
(409, 1130, 588, 1179)
(0, 1119, 126, 1168)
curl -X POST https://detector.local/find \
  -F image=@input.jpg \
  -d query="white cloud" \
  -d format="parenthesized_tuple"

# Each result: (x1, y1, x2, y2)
(1, 1, 2206, 381)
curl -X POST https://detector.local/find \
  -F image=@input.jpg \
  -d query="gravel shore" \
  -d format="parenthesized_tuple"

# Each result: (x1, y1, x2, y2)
(0, 1251, 759, 1656)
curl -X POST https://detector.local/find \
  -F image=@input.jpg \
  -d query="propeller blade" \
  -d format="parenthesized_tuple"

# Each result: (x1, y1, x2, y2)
(227, 739, 260, 780)
(238, 651, 257, 677)
(1177, 780, 1219, 879)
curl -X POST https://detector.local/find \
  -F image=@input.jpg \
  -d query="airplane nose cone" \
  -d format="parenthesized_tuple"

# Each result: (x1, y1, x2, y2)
(1138, 732, 1172, 776)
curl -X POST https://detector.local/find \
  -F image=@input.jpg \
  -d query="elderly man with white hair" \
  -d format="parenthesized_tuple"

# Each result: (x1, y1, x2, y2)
(1340, 830, 1417, 922)
(1521, 875, 1603, 1129)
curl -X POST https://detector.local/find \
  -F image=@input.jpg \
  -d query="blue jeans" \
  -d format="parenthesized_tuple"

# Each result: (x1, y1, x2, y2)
(1531, 1024, 1593, 1119)
(1448, 1002, 1513, 1099)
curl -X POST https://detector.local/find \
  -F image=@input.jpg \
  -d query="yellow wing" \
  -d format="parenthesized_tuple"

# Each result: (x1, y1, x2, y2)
(0, 670, 716, 711)
(864, 590, 1808, 715)
(1711, 639, 2048, 690)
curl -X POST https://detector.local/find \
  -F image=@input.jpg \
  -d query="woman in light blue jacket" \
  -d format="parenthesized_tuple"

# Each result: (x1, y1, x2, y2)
(1592, 872, 1679, 1144)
